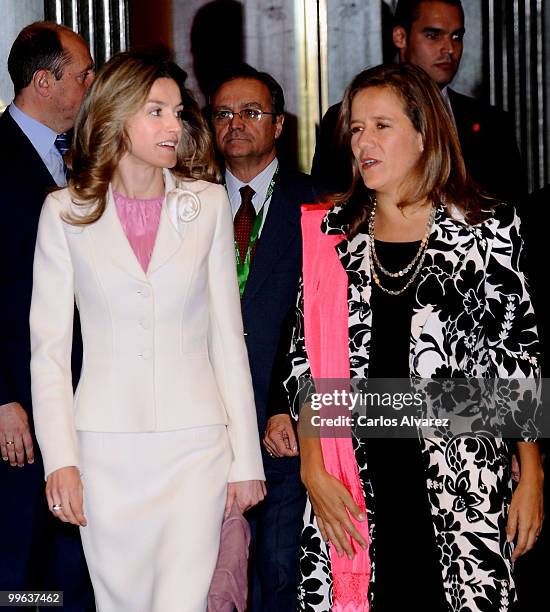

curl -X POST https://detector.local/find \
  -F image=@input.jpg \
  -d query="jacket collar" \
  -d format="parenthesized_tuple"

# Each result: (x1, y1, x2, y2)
(322, 201, 488, 362)
(312, 199, 498, 380)
(241, 168, 300, 305)
(321, 202, 349, 235)
(89, 169, 204, 281)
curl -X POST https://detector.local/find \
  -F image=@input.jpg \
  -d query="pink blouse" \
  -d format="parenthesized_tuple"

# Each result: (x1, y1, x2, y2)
(114, 191, 164, 273)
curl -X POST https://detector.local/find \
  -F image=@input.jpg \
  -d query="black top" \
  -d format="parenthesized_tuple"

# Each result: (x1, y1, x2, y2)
(368, 240, 419, 379)
(366, 241, 447, 611)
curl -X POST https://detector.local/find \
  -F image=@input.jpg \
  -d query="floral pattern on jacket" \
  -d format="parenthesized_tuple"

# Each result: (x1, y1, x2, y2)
(284, 202, 540, 612)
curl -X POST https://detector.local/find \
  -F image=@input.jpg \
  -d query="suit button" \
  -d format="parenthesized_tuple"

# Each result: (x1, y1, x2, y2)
(137, 287, 150, 298)
(137, 349, 152, 360)
(139, 319, 151, 330)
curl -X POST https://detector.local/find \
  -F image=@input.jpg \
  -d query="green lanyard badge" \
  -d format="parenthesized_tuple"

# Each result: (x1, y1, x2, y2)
(234, 168, 278, 297)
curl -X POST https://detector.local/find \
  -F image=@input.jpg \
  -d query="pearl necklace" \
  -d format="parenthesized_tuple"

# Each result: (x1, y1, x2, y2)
(368, 199, 435, 296)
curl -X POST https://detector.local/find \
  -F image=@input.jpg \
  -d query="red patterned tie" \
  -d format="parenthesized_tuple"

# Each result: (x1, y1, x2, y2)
(234, 185, 256, 261)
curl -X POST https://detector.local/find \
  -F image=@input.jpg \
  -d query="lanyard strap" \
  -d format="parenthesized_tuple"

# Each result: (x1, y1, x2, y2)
(235, 167, 278, 297)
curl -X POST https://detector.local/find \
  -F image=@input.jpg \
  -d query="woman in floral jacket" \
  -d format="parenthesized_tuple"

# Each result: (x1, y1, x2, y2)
(282, 64, 544, 611)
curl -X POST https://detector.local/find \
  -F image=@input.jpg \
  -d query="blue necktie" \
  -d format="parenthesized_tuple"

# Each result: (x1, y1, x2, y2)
(54, 131, 71, 156)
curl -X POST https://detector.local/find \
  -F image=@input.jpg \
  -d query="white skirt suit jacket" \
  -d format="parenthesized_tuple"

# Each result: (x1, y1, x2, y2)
(30, 170, 265, 481)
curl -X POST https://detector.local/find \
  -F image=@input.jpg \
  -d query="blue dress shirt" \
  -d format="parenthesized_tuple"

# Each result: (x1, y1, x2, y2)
(9, 103, 66, 187)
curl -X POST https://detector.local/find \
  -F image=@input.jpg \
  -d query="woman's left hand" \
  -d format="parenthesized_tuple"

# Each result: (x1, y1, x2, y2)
(507, 466, 544, 561)
(225, 480, 266, 518)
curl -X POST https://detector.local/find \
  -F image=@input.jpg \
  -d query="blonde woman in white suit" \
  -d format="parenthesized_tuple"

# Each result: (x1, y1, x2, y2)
(30, 51, 265, 612)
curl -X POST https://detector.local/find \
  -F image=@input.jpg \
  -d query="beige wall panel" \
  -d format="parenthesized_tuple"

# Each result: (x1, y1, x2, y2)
(0, 0, 44, 110)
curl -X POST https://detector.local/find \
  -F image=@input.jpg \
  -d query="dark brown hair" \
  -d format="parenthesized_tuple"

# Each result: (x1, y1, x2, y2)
(394, 0, 464, 36)
(334, 62, 492, 237)
(8, 21, 77, 96)
(210, 65, 285, 118)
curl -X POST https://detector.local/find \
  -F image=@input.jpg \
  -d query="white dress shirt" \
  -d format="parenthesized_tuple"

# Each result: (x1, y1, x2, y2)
(225, 157, 279, 237)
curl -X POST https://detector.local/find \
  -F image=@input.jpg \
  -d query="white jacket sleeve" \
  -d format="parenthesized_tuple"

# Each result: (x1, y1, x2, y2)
(30, 192, 79, 478)
(206, 185, 265, 482)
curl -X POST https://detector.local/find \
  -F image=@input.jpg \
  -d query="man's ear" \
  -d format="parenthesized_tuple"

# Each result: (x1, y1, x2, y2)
(274, 114, 284, 140)
(32, 69, 53, 98)
(393, 26, 407, 51)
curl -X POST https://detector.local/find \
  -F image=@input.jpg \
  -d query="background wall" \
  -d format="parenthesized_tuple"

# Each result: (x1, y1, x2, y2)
(2, 0, 546, 190)
(326, 0, 384, 106)
(166, 0, 546, 189)
(44, 0, 128, 65)
(169, 0, 301, 168)
(0, 0, 44, 111)
(324, 0, 483, 118)
(130, 0, 172, 55)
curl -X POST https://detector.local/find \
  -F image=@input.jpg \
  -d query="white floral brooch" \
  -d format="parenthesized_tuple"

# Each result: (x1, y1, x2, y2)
(166, 188, 201, 226)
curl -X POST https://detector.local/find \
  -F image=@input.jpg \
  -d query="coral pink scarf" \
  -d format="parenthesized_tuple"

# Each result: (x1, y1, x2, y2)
(301, 204, 371, 612)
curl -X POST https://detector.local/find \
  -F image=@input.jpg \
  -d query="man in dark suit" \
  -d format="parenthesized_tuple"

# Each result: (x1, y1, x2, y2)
(0, 22, 95, 610)
(312, 0, 526, 203)
(210, 69, 314, 612)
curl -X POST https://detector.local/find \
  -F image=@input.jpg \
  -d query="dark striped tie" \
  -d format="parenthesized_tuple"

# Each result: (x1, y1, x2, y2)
(54, 131, 71, 156)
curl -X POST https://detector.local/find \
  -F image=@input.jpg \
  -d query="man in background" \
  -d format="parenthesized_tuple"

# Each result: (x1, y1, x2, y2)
(210, 67, 315, 612)
(312, 0, 526, 204)
(0, 21, 95, 610)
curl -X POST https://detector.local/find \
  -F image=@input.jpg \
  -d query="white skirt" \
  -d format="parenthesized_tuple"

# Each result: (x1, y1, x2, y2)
(78, 425, 231, 612)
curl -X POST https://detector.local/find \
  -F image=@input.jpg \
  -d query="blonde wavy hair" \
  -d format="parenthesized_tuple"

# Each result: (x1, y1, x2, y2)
(66, 50, 220, 225)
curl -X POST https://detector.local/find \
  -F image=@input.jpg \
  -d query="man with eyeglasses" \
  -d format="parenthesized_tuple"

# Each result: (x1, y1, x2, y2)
(312, 0, 526, 204)
(210, 67, 316, 612)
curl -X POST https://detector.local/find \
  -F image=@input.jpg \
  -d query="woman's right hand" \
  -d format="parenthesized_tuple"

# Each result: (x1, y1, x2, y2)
(302, 467, 368, 559)
(225, 480, 266, 518)
(46, 466, 87, 527)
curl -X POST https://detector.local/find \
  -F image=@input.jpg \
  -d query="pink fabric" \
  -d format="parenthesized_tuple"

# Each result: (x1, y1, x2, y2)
(207, 502, 251, 612)
(301, 204, 371, 612)
(114, 191, 164, 272)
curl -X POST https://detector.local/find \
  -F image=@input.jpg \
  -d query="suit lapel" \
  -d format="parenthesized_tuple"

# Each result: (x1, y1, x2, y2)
(2, 110, 57, 192)
(147, 171, 184, 275)
(89, 170, 184, 281)
(89, 185, 148, 281)
(146, 203, 183, 275)
(335, 231, 373, 375)
(448, 89, 476, 152)
(309, 203, 486, 379)
(241, 176, 299, 306)
(409, 206, 481, 368)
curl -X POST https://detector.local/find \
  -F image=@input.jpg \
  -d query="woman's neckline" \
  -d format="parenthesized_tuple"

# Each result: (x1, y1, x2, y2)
(373, 238, 421, 245)
(113, 191, 164, 203)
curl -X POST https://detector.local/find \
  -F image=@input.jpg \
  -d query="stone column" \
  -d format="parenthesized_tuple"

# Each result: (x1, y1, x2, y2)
(0, 0, 44, 112)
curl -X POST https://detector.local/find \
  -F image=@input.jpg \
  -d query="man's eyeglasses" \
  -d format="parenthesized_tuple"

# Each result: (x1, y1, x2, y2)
(212, 108, 277, 124)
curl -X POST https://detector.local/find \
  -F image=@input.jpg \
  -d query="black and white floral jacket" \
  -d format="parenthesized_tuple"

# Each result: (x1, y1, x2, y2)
(284, 202, 540, 612)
